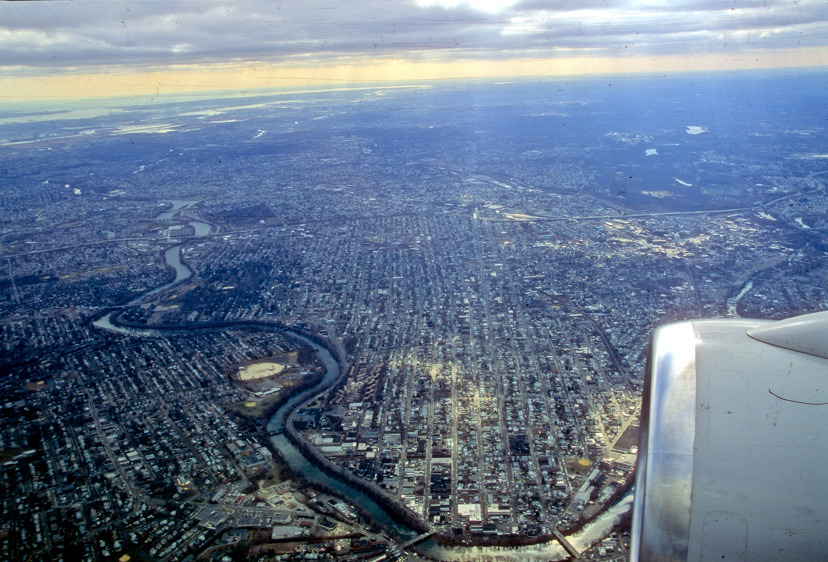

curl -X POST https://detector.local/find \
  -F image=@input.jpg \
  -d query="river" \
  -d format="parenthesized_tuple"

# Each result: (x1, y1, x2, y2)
(92, 200, 632, 559)
(156, 199, 198, 221)
(267, 331, 423, 544)
(93, 201, 209, 334)
(91, 202, 425, 542)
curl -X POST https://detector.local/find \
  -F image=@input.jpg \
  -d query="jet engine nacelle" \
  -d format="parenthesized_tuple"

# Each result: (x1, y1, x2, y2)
(631, 310, 828, 561)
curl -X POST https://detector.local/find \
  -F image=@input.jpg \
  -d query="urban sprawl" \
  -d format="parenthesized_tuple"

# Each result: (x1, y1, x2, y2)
(1, 80, 826, 560)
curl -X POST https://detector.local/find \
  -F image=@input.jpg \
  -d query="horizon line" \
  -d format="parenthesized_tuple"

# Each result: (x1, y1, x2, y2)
(2, 51, 826, 105)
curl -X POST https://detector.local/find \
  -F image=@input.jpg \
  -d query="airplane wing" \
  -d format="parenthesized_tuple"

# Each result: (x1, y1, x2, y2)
(630, 310, 828, 561)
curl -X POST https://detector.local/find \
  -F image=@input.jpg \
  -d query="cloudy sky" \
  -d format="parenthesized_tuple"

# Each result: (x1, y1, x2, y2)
(1, 0, 826, 100)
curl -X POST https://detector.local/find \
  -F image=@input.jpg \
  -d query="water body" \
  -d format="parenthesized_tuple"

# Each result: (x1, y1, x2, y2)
(157, 199, 199, 221)
(92, 199, 630, 559)
(91, 244, 192, 334)
(190, 220, 212, 237)
(570, 491, 634, 552)
(93, 202, 211, 334)
(726, 279, 753, 317)
(416, 493, 633, 561)
(267, 332, 421, 543)
(145, 245, 191, 298)
(94, 309, 629, 559)
(158, 199, 213, 237)
(266, 332, 632, 560)
(91, 199, 423, 540)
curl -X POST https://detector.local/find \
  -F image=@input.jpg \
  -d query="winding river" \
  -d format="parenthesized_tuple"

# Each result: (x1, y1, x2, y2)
(266, 331, 422, 543)
(93, 205, 204, 334)
(92, 200, 631, 560)
(91, 200, 425, 544)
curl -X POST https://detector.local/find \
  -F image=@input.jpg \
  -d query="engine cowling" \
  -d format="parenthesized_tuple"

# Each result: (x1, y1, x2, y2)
(631, 311, 828, 561)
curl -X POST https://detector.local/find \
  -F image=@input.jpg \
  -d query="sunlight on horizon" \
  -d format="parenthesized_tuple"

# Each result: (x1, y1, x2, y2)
(1, 46, 825, 104)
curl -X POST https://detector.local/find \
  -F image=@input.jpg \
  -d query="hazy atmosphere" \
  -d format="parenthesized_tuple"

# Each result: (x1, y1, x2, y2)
(1, 2, 827, 561)
(2, 0, 826, 100)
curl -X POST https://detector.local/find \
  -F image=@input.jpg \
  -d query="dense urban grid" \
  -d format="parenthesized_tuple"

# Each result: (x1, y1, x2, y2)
(1, 73, 827, 560)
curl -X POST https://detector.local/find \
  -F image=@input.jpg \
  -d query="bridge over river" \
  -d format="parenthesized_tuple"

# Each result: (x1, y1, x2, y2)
(400, 529, 436, 549)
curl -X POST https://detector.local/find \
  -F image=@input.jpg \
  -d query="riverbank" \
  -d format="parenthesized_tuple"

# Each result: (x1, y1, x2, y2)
(95, 312, 432, 535)
(88, 199, 632, 558)
(281, 397, 431, 536)
(96, 312, 634, 557)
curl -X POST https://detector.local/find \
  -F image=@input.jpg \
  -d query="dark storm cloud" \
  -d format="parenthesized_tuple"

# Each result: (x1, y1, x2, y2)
(0, 0, 825, 70)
